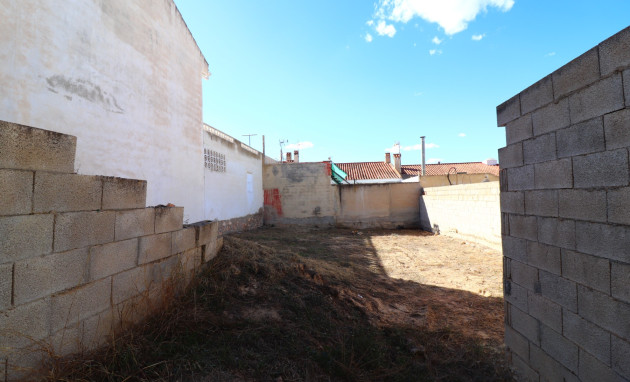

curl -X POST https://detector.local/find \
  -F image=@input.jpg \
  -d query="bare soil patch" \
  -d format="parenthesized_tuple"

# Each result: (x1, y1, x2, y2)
(48, 226, 508, 381)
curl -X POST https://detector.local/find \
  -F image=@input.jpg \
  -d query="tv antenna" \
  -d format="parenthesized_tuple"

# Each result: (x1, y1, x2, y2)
(279, 139, 288, 161)
(242, 134, 257, 146)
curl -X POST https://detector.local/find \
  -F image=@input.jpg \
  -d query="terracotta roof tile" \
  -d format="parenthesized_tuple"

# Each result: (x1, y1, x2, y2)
(336, 162, 401, 180)
(401, 162, 500, 177)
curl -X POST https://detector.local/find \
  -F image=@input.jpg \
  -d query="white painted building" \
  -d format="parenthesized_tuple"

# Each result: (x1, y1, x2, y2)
(0, 0, 209, 222)
(203, 125, 264, 222)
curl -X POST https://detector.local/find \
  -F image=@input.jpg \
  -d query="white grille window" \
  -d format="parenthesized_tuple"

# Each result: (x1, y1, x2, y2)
(204, 148, 226, 172)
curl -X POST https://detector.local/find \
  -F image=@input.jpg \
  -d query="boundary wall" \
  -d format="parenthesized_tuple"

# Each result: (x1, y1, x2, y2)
(262, 162, 423, 228)
(497, 26, 630, 381)
(420, 182, 501, 248)
(0, 121, 222, 380)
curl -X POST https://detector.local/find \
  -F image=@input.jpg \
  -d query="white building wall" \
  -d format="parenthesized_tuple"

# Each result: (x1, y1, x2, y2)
(203, 126, 264, 221)
(0, 0, 209, 222)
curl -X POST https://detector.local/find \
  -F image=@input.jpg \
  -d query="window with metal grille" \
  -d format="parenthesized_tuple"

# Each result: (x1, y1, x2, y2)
(204, 148, 226, 172)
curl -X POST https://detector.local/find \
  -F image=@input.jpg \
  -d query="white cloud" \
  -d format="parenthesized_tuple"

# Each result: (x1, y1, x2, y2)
(472, 33, 485, 41)
(432, 36, 443, 45)
(429, 49, 442, 56)
(384, 144, 401, 154)
(545, 52, 556, 57)
(427, 158, 443, 164)
(375, 20, 396, 37)
(458, 133, 466, 137)
(374, 0, 514, 35)
(285, 141, 314, 150)
(366, 20, 374, 26)
(365, 33, 373, 42)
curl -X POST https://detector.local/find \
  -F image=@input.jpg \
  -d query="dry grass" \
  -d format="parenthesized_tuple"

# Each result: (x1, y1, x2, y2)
(46, 226, 510, 381)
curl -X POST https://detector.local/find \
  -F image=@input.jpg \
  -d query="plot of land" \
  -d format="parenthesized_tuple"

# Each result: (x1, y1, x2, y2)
(51, 226, 508, 381)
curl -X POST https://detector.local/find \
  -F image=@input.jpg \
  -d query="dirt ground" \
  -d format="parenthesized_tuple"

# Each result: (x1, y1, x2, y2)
(236, 226, 505, 345)
(51, 225, 509, 381)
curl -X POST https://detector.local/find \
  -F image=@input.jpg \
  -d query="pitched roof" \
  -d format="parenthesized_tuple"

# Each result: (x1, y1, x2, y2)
(335, 162, 401, 180)
(401, 162, 500, 177)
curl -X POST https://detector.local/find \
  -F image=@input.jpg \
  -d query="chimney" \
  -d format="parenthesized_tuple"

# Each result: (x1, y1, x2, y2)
(385, 152, 391, 164)
(421, 136, 426, 176)
(393, 153, 401, 174)
(294, 150, 299, 163)
(286, 152, 292, 162)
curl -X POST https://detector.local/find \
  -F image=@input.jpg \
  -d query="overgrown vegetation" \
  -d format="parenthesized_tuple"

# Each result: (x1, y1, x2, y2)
(46, 227, 510, 381)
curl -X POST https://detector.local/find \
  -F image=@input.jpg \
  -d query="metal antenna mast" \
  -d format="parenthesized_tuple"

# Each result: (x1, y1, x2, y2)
(242, 134, 257, 146)
(279, 139, 288, 161)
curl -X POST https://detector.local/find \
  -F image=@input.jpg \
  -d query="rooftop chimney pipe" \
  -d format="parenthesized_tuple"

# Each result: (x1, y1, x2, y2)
(294, 150, 299, 163)
(385, 152, 391, 164)
(286, 152, 292, 162)
(421, 136, 426, 176)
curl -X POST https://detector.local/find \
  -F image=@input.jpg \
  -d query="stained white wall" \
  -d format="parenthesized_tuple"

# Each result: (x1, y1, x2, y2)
(0, 0, 208, 222)
(203, 127, 264, 221)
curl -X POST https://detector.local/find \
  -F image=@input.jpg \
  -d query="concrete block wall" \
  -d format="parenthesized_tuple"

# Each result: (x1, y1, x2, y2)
(263, 162, 339, 225)
(497, 26, 630, 381)
(0, 121, 222, 381)
(420, 182, 501, 248)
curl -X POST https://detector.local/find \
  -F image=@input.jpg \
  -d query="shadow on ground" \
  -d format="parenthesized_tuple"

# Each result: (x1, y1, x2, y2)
(48, 226, 510, 382)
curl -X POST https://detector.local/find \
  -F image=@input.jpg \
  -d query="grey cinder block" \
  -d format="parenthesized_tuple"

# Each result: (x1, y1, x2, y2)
(556, 117, 605, 158)
(102, 177, 147, 210)
(520, 75, 554, 114)
(562, 249, 611, 294)
(511, 304, 540, 345)
(114, 208, 155, 241)
(33, 172, 102, 213)
(171, 227, 196, 255)
(538, 217, 575, 250)
(506, 115, 534, 145)
(563, 309, 611, 365)
(138, 233, 172, 264)
(540, 324, 578, 372)
(51, 277, 111, 333)
(604, 108, 630, 150)
(0, 169, 33, 216)
(611, 262, 630, 304)
(573, 148, 629, 189)
(505, 324, 530, 361)
(578, 285, 630, 339)
(569, 73, 624, 124)
(510, 259, 539, 291)
(528, 293, 562, 332)
(90, 239, 138, 280)
(0, 121, 76, 173)
(526, 241, 561, 275)
(532, 98, 570, 136)
(498, 143, 523, 169)
(0, 263, 12, 310)
(508, 165, 535, 191)
(611, 336, 630, 379)
(539, 270, 577, 312)
(524, 190, 558, 217)
(607, 187, 630, 225)
(579, 349, 627, 382)
(559, 189, 607, 222)
(576, 221, 630, 263)
(55, 211, 115, 252)
(534, 159, 573, 189)
(500, 191, 524, 214)
(14, 247, 89, 305)
(523, 133, 557, 165)
(552, 47, 601, 99)
(155, 206, 183, 234)
(502, 235, 528, 263)
(0, 214, 54, 263)
(497, 94, 521, 127)
(509, 215, 538, 241)
(599, 26, 630, 76)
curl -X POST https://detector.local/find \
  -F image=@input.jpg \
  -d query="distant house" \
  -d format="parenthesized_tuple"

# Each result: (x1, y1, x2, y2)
(336, 153, 499, 186)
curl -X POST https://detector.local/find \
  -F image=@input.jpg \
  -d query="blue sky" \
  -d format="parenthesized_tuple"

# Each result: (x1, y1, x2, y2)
(174, 0, 630, 164)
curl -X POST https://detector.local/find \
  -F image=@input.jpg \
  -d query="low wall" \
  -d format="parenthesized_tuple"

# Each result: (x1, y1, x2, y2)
(217, 211, 263, 235)
(497, 26, 630, 381)
(263, 163, 423, 228)
(420, 182, 501, 248)
(263, 162, 339, 225)
(0, 121, 222, 380)
(337, 182, 422, 229)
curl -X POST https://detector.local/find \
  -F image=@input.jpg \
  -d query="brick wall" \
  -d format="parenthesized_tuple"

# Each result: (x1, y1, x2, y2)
(420, 182, 501, 248)
(0, 121, 222, 380)
(497, 26, 630, 381)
